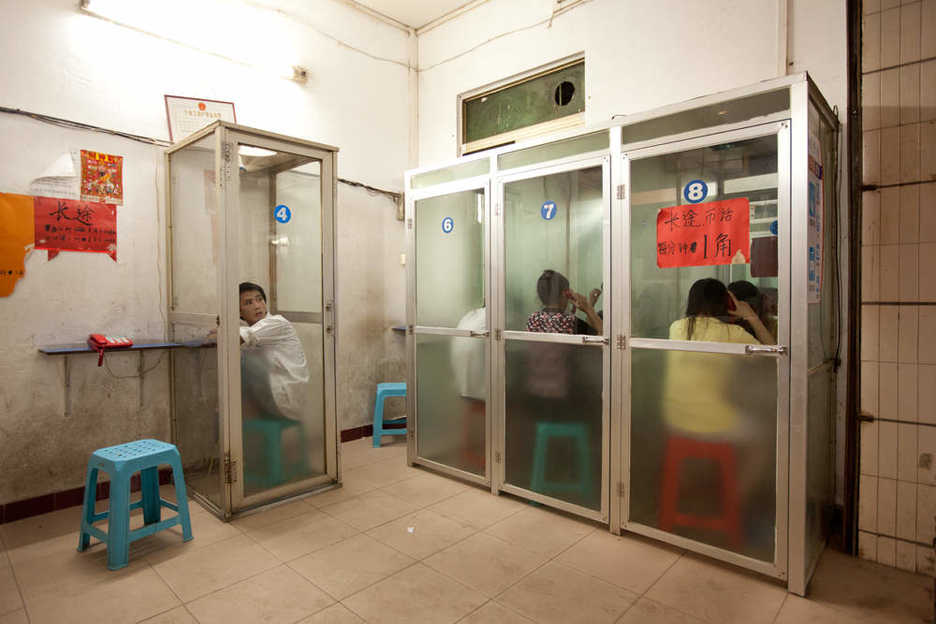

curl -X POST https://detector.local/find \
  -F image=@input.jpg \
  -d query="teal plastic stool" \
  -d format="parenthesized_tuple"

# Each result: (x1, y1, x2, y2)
(373, 382, 407, 447)
(78, 439, 193, 570)
(530, 422, 592, 499)
(243, 417, 308, 488)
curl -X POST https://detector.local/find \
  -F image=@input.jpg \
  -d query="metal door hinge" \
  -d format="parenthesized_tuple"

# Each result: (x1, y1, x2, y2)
(223, 453, 237, 484)
(616, 184, 626, 200)
(616, 335, 626, 350)
(407, 325, 414, 335)
(494, 451, 502, 463)
(406, 218, 413, 230)
(494, 329, 502, 341)
(618, 482, 626, 496)
(222, 142, 232, 162)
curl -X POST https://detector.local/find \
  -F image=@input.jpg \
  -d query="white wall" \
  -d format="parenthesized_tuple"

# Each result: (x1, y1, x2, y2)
(417, 0, 847, 164)
(0, 0, 411, 503)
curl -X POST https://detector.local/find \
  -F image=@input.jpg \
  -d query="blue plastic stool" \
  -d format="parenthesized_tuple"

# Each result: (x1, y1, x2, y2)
(78, 439, 193, 570)
(373, 382, 407, 447)
(530, 422, 592, 499)
(243, 417, 308, 488)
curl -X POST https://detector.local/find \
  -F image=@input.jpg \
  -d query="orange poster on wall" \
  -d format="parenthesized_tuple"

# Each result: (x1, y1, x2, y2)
(0, 193, 35, 297)
(656, 198, 751, 268)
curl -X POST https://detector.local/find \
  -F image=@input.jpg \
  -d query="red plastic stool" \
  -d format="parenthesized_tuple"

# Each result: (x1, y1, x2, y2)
(659, 436, 742, 548)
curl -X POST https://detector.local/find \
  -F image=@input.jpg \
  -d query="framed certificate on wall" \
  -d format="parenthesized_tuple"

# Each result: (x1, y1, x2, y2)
(164, 95, 237, 142)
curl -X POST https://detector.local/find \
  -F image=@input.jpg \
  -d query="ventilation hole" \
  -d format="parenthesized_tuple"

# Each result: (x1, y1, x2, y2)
(554, 81, 575, 106)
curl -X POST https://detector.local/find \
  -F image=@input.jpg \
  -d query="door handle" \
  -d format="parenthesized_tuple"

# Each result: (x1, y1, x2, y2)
(582, 335, 609, 345)
(744, 344, 787, 355)
(470, 330, 490, 337)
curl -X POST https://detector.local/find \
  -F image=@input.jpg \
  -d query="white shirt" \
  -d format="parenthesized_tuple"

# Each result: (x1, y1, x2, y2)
(450, 307, 486, 400)
(239, 314, 310, 420)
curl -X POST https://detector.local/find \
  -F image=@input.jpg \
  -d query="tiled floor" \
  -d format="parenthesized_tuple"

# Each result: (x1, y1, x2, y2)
(0, 437, 932, 624)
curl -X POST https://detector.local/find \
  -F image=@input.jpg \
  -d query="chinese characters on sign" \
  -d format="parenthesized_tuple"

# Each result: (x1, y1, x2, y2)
(656, 198, 751, 268)
(81, 150, 123, 205)
(34, 197, 117, 261)
(807, 113, 824, 303)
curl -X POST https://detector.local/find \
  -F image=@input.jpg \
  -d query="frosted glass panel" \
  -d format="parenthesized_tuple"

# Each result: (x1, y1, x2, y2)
(630, 135, 780, 343)
(505, 341, 602, 510)
(415, 334, 486, 476)
(237, 147, 327, 497)
(629, 348, 777, 562)
(411, 159, 489, 189)
(497, 132, 608, 171)
(416, 190, 485, 327)
(504, 167, 603, 332)
(806, 367, 834, 572)
(170, 322, 221, 509)
(169, 135, 217, 314)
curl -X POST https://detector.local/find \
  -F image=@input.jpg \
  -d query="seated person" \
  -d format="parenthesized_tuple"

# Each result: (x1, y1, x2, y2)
(728, 280, 777, 343)
(237, 281, 311, 422)
(526, 269, 602, 335)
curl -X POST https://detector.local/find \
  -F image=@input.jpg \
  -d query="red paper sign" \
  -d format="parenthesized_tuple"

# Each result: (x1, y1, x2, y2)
(81, 150, 124, 205)
(656, 198, 750, 268)
(33, 197, 117, 261)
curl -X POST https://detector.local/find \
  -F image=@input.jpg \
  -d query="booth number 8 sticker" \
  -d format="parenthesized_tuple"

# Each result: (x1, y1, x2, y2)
(683, 180, 708, 204)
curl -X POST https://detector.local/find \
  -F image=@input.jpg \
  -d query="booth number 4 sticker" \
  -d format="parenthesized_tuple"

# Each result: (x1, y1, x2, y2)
(683, 180, 708, 204)
(274, 204, 292, 223)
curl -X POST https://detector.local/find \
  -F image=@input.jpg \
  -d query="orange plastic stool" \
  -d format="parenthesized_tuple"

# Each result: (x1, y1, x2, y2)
(659, 436, 742, 548)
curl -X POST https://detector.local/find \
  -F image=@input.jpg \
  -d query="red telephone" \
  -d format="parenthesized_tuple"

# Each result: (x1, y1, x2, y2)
(88, 334, 133, 366)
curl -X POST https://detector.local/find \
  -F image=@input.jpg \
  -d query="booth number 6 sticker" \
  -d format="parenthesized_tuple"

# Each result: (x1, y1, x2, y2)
(683, 180, 708, 204)
(441, 216, 454, 234)
(274, 204, 291, 223)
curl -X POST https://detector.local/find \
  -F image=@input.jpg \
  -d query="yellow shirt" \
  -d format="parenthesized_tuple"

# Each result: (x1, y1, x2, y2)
(662, 317, 760, 435)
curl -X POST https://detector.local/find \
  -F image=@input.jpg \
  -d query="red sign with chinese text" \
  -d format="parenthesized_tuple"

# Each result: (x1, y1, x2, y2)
(656, 198, 750, 268)
(80, 150, 123, 205)
(33, 197, 117, 261)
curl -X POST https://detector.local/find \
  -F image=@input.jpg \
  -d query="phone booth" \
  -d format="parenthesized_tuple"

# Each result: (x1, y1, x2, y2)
(165, 121, 339, 518)
(405, 73, 841, 595)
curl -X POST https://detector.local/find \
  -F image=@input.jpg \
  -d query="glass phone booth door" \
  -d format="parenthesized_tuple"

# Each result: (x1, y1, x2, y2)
(618, 122, 790, 579)
(495, 156, 610, 521)
(406, 180, 491, 485)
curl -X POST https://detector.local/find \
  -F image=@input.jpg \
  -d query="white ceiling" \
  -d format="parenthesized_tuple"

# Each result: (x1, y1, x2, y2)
(353, 0, 476, 28)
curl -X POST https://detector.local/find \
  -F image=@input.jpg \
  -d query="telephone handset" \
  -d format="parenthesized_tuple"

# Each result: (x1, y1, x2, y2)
(88, 334, 133, 366)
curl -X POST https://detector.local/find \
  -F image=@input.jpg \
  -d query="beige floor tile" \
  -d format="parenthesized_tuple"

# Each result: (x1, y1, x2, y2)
(380, 473, 468, 508)
(484, 508, 595, 558)
(243, 510, 358, 562)
(644, 555, 787, 624)
(458, 601, 535, 624)
(0, 610, 28, 624)
(138, 606, 198, 623)
(24, 566, 179, 624)
(306, 481, 379, 509)
(498, 561, 636, 624)
(424, 533, 547, 598)
(288, 534, 415, 600)
(806, 549, 931, 624)
(555, 531, 682, 594)
(366, 509, 476, 560)
(0, 563, 22, 616)
(0, 507, 83, 551)
(231, 499, 318, 532)
(343, 458, 420, 490)
(322, 493, 419, 532)
(428, 489, 527, 530)
(343, 563, 486, 624)
(151, 534, 279, 602)
(187, 565, 334, 624)
(139, 508, 242, 566)
(341, 438, 406, 470)
(616, 598, 707, 624)
(774, 595, 859, 624)
(297, 603, 365, 623)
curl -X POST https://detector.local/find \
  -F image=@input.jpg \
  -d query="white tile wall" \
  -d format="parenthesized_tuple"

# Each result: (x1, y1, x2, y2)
(861, 0, 936, 575)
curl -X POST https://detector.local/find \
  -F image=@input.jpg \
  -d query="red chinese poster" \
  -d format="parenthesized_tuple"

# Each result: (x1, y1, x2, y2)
(656, 198, 750, 268)
(80, 150, 124, 205)
(33, 197, 117, 261)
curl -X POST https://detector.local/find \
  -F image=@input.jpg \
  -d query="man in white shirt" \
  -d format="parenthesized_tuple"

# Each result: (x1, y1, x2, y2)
(238, 282, 311, 421)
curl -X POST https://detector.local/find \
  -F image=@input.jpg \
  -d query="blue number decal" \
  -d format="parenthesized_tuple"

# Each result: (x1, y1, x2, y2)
(441, 216, 454, 234)
(540, 201, 557, 220)
(274, 204, 291, 223)
(683, 180, 708, 204)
